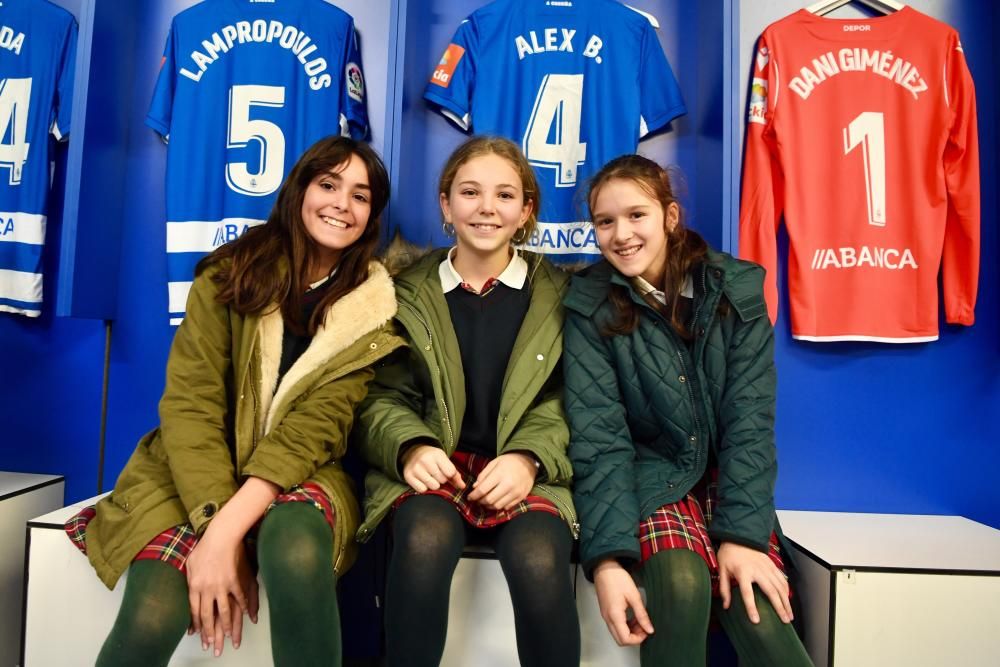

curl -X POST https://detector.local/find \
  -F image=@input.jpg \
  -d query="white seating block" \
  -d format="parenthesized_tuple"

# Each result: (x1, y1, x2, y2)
(0, 472, 63, 667)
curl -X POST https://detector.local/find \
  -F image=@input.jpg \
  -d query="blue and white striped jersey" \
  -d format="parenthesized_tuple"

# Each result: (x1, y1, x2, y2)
(0, 0, 76, 317)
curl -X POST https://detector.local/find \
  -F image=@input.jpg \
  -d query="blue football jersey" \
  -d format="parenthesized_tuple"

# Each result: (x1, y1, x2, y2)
(148, 0, 368, 324)
(424, 0, 685, 262)
(0, 0, 76, 317)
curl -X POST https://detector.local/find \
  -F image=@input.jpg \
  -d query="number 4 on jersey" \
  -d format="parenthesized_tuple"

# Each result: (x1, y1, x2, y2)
(523, 74, 587, 188)
(0, 77, 32, 186)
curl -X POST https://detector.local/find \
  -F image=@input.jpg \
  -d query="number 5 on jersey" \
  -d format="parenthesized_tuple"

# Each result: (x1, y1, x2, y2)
(523, 74, 587, 188)
(227, 84, 285, 197)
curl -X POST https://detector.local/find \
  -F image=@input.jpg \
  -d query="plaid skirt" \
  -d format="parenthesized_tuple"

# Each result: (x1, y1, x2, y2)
(65, 482, 336, 573)
(393, 450, 562, 528)
(638, 469, 785, 597)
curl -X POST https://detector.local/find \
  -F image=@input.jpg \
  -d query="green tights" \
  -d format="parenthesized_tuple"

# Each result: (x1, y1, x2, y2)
(639, 549, 814, 667)
(96, 502, 341, 666)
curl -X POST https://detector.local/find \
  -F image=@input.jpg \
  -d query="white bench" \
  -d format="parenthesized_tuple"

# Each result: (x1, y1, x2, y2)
(0, 472, 63, 667)
(23, 494, 636, 666)
(778, 510, 1000, 667)
(442, 544, 638, 667)
(22, 494, 277, 666)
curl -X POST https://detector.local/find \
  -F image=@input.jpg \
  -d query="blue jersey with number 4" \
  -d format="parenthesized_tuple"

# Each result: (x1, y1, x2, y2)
(148, 0, 368, 324)
(425, 0, 686, 262)
(0, 0, 76, 317)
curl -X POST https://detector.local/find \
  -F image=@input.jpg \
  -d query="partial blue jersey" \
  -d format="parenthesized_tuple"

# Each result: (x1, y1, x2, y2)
(425, 0, 685, 262)
(148, 0, 368, 324)
(0, 0, 76, 317)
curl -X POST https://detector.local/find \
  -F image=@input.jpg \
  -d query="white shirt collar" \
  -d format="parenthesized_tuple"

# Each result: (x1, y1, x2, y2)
(438, 247, 528, 294)
(632, 274, 694, 305)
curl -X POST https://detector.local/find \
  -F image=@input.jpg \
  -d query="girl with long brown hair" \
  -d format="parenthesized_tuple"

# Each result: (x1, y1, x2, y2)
(564, 154, 813, 666)
(65, 136, 402, 666)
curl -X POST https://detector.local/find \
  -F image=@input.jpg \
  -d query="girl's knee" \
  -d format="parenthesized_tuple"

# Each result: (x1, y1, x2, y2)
(257, 504, 335, 577)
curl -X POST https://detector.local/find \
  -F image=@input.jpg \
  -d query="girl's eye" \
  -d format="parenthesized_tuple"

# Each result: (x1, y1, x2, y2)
(595, 218, 612, 227)
(320, 181, 334, 190)
(498, 192, 515, 200)
(353, 193, 369, 203)
(630, 211, 646, 219)
(461, 189, 477, 197)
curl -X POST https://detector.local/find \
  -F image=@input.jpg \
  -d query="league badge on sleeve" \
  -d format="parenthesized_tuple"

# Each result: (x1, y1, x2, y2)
(346, 62, 364, 102)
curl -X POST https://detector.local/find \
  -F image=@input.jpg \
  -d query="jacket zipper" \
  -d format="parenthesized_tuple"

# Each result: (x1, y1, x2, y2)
(533, 485, 580, 539)
(399, 302, 455, 449)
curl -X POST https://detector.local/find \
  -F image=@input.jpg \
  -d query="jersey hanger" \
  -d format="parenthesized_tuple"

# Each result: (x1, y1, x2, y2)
(805, 0, 904, 16)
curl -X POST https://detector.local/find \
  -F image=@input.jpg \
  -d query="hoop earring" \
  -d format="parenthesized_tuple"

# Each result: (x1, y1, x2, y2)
(512, 227, 529, 245)
(442, 222, 455, 238)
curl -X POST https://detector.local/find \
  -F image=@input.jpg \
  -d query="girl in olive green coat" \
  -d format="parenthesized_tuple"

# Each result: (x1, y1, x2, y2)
(65, 137, 402, 665)
(355, 136, 579, 667)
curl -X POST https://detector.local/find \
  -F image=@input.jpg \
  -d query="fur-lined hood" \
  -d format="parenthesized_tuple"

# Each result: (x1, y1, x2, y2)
(258, 261, 397, 433)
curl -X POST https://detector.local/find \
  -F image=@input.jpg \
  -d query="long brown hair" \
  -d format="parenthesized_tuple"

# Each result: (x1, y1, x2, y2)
(438, 135, 541, 243)
(196, 136, 390, 335)
(587, 155, 707, 338)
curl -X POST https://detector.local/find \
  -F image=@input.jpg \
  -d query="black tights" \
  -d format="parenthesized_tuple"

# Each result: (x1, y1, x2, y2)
(385, 495, 580, 667)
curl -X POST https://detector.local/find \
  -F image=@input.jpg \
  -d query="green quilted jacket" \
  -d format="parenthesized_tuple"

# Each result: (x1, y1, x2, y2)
(564, 250, 781, 577)
(354, 249, 578, 541)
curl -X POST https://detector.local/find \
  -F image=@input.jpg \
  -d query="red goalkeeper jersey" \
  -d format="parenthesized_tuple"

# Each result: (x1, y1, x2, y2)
(739, 7, 979, 343)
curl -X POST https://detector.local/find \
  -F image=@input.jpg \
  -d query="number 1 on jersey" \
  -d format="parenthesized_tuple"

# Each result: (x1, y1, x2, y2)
(523, 74, 587, 188)
(843, 111, 886, 227)
(0, 77, 32, 186)
(227, 84, 286, 197)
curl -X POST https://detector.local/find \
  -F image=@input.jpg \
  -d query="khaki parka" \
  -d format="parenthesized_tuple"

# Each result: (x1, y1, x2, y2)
(84, 261, 403, 589)
(354, 249, 578, 541)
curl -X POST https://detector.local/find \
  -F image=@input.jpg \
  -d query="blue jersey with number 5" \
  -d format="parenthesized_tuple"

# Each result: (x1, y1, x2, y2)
(424, 0, 685, 262)
(0, 0, 76, 317)
(148, 0, 368, 324)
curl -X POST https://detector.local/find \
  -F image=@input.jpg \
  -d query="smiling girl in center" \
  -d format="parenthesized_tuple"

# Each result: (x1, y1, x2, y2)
(355, 136, 580, 667)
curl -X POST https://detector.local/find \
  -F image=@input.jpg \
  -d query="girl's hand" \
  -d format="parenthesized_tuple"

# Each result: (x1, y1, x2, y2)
(402, 444, 466, 492)
(717, 541, 793, 624)
(593, 559, 654, 646)
(186, 521, 248, 655)
(467, 452, 537, 510)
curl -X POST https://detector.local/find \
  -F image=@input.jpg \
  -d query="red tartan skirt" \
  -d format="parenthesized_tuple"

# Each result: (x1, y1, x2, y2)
(65, 482, 336, 573)
(393, 451, 562, 528)
(638, 469, 785, 597)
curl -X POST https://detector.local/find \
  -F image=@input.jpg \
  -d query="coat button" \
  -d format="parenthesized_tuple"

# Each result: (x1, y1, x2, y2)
(370, 342, 378, 350)
(689, 435, 697, 443)
(698, 327, 706, 337)
(679, 375, 686, 383)
(424, 345, 431, 351)
(202, 503, 217, 518)
(536, 354, 544, 361)
(714, 270, 722, 279)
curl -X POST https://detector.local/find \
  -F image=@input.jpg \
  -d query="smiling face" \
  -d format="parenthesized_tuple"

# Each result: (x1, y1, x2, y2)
(439, 153, 532, 261)
(300, 153, 371, 276)
(591, 177, 680, 288)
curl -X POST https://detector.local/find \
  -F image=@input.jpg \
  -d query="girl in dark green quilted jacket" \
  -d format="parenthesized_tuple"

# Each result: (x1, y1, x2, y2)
(65, 137, 403, 666)
(564, 155, 813, 666)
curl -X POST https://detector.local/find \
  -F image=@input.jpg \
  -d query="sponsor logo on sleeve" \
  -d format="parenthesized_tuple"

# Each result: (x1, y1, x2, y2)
(430, 43, 465, 88)
(748, 77, 767, 125)
(346, 62, 364, 102)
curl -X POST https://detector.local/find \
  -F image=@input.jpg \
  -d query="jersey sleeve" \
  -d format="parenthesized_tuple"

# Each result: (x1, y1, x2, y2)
(145, 25, 177, 141)
(738, 33, 784, 324)
(339, 20, 369, 140)
(51, 16, 78, 141)
(940, 32, 979, 326)
(423, 18, 477, 131)
(637, 19, 686, 137)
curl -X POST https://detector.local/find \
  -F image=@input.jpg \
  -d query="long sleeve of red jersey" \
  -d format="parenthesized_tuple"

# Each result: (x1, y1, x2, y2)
(739, 35, 784, 325)
(941, 32, 979, 326)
